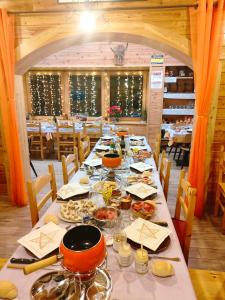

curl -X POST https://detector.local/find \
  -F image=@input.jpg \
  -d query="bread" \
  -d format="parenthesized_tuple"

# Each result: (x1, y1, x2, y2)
(79, 176, 89, 184)
(0, 280, 18, 299)
(44, 214, 59, 225)
(151, 260, 174, 277)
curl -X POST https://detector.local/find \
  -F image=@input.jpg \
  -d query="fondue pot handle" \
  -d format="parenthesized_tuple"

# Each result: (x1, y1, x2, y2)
(23, 255, 59, 275)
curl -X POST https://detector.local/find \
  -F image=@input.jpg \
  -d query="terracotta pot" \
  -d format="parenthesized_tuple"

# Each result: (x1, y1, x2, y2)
(60, 225, 106, 274)
(102, 153, 122, 168)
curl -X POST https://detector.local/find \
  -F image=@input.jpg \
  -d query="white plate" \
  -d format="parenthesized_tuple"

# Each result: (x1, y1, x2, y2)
(130, 162, 153, 173)
(84, 158, 102, 167)
(57, 183, 89, 200)
(125, 183, 157, 199)
(130, 136, 144, 141)
(95, 145, 110, 151)
(58, 211, 83, 223)
(130, 146, 147, 151)
(101, 136, 113, 140)
(92, 181, 118, 193)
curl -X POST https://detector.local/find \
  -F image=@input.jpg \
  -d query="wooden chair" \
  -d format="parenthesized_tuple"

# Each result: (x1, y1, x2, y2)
(78, 134, 91, 163)
(153, 138, 161, 170)
(159, 150, 171, 200)
(27, 164, 57, 227)
(172, 169, 196, 262)
(62, 147, 79, 184)
(176, 133, 192, 168)
(214, 145, 225, 234)
(84, 123, 103, 148)
(27, 122, 47, 160)
(189, 268, 225, 300)
(56, 121, 80, 161)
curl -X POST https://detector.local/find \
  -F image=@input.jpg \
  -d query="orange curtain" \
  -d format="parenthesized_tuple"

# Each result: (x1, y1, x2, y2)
(189, 0, 224, 217)
(0, 9, 27, 206)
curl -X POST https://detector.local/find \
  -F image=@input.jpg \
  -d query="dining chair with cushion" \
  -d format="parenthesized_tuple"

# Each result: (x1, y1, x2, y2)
(172, 169, 196, 262)
(62, 147, 79, 184)
(83, 123, 103, 148)
(214, 145, 225, 234)
(78, 133, 91, 163)
(189, 268, 225, 300)
(159, 150, 171, 201)
(27, 122, 47, 160)
(56, 121, 80, 161)
(27, 164, 57, 227)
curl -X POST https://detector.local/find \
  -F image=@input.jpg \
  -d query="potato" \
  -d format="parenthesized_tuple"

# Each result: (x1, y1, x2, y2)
(151, 260, 174, 277)
(0, 280, 18, 299)
(44, 214, 59, 225)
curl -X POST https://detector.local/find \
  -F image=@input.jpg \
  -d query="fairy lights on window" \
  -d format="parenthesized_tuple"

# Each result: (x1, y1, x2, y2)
(69, 74, 101, 116)
(29, 72, 62, 116)
(110, 74, 143, 117)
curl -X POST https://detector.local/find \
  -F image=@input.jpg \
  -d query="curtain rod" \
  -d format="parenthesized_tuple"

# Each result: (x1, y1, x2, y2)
(8, 4, 198, 14)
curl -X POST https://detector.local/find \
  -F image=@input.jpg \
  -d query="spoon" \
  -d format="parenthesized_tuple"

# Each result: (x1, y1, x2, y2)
(149, 256, 180, 262)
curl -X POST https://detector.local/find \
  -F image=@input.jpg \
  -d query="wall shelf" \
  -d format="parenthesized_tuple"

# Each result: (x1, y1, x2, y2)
(164, 76, 193, 83)
(163, 93, 195, 99)
(162, 108, 195, 115)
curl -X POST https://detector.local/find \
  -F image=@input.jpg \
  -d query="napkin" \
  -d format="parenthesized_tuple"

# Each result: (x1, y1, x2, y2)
(125, 183, 157, 199)
(124, 218, 171, 251)
(130, 136, 144, 141)
(18, 222, 66, 259)
(95, 145, 110, 151)
(130, 162, 153, 172)
(57, 183, 89, 199)
(84, 158, 102, 167)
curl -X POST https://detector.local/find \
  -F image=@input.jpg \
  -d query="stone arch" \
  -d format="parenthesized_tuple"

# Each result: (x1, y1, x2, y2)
(15, 21, 192, 74)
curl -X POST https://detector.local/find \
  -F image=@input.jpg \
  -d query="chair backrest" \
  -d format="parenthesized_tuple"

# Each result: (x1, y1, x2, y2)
(153, 139, 161, 170)
(218, 145, 225, 183)
(184, 133, 192, 144)
(174, 169, 197, 261)
(78, 134, 91, 163)
(62, 147, 79, 184)
(27, 122, 41, 133)
(159, 150, 171, 201)
(31, 116, 53, 122)
(56, 122, 76, 141)
(27, 164, 57, 226)
(83, 123, 103, 137)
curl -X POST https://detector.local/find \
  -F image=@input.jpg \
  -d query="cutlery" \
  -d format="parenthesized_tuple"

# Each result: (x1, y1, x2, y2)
(151, 221, 168, 227)
(10, 258, 38, 264)
(149, 256, 180, 262)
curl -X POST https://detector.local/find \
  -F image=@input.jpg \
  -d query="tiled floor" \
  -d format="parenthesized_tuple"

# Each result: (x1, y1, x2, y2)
(0, 155, 225, 271)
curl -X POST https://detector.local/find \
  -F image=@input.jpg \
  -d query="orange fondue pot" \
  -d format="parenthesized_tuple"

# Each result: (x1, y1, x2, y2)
(102, 153, 122, 168)
(60, 225, 106, 274)
(117, 131, 128, 137)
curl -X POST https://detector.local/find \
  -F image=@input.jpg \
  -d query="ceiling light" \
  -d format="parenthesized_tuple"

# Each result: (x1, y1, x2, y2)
(80, 11, 96, 32)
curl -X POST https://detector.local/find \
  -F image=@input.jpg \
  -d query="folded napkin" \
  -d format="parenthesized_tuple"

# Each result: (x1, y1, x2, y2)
(130, 162, 153, 173)
(18, 222, 66, 259)
(124, 218, 171, 251)
(126, 183, 157, 199)
(84, 158, 102, 167)
(57, 183, 89, 199)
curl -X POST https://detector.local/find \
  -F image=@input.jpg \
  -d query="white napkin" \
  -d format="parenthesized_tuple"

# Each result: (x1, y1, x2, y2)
(18, 222, 66, 259)
(57, 183, 89, 199)
(130, 162, 153, 172)
(130, 136, 144, 141)
(95, 145, 110, 151)
(125, 183, 157, 199)
(84, 158, 102, 167)
(124, 218, 171, 251)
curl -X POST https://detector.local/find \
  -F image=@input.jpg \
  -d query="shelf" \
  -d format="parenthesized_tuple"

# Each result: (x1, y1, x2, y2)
(162, 109, 195, 116)
(163, 93, 195, 99)
(164, 77, 193, 83)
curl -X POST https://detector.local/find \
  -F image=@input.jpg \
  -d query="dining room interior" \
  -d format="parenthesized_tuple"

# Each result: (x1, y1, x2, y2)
(0, 0, 225, 299)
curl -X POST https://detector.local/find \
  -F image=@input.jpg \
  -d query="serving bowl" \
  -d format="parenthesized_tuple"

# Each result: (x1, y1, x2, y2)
(92, 206, 120, 228)
(102, 153, 122, 168)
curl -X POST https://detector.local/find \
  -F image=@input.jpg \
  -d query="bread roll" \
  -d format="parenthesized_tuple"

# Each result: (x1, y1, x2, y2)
(151, 260, 174, 277)
(0, 280, 18, 299)
(79, 176, 89, 184)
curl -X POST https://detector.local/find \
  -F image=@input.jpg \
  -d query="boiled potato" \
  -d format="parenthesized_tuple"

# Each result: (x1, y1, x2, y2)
(0, 280, 18, 299)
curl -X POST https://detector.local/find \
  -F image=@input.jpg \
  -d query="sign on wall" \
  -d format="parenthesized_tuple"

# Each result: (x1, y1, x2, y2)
(150, 54, 164, 65)
(151, 71, 163, 89)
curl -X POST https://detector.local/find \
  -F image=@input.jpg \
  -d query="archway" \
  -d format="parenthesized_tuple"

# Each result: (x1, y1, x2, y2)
(15, 21, 192, 74)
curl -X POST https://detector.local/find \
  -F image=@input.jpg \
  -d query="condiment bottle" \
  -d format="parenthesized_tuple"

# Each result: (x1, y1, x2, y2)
(118, 242, 132, 267)
(113, 230, 127, 252)
(135, 248, 149, 274)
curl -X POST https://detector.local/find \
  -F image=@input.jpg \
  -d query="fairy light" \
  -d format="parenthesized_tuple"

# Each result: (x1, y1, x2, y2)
(124, 75, 129, 117)
(90, 74, 97, 116)
(84, 75, 88, 115)
(137, 75, 143, 116)
(116, 75, 121, 107)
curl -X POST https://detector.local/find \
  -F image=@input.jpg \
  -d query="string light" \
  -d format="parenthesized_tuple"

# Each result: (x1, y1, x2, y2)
(90, 75, 97, 116)
(115, 75, 121, 107)
(130, 75, 135, 116)
(124, 75, 129, 117)
(84, 75, 88, 114)
(137, 75, 143, 116)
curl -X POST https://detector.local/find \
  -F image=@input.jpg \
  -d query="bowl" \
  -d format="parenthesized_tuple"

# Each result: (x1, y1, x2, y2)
(92, 206, 120, 228)
(117, 131, 128, 137)
(131, 200, 156, 220)
(102, 153, 122, 168)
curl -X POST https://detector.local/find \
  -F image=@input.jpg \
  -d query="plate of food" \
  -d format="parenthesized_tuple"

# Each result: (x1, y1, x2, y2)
(131, 200, 156, 220)
(127, 175, 154, 186)
(92, 181, 118, 194)
(125, 183, 157, 200)
(58, 199, 97, 223)
(57, 183, 89, 200)
(130, 162, 153, 173)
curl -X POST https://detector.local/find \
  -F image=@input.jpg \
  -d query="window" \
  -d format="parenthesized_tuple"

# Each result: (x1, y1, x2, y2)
(29, 73, 62, 116)
(110, 75, 143, 117)
(69, 74, 101, 116)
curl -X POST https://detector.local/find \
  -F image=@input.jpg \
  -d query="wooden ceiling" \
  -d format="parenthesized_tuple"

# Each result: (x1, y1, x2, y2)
(2, 0, 197, 13)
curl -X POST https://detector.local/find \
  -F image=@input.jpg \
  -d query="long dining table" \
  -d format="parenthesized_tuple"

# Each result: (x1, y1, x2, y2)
(0, 136, 196, 300)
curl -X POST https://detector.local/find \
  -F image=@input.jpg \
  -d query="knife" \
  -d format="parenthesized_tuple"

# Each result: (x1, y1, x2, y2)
(151, 221, 168, 227)
(10, 258, 39, 264)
